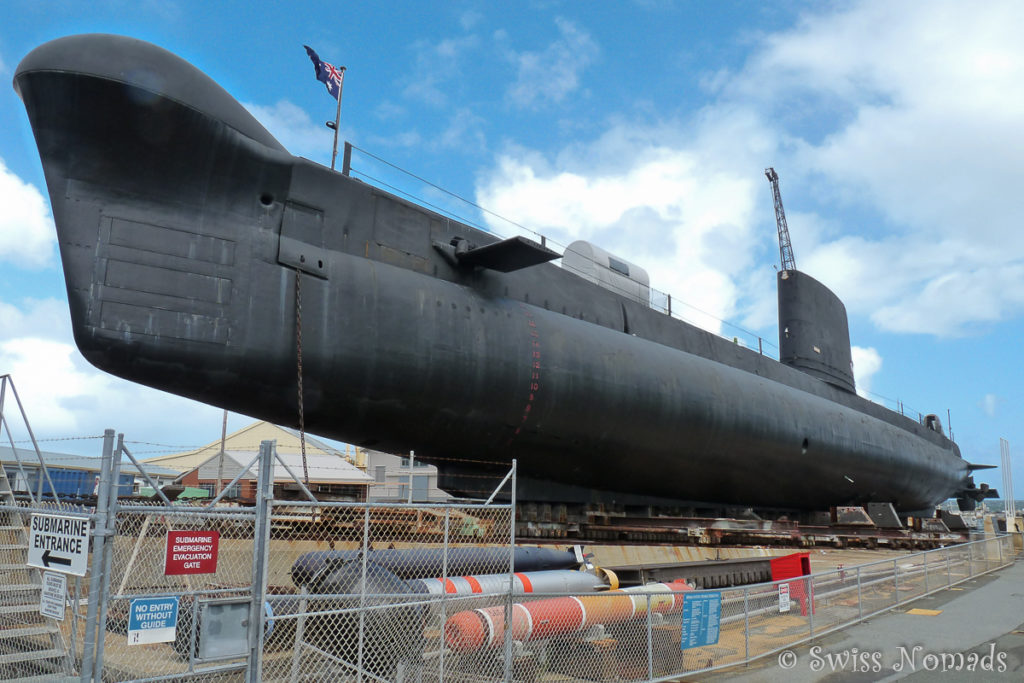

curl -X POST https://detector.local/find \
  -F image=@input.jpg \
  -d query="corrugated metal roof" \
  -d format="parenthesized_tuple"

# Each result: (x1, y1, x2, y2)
(0, 446, 180, 477)
(142, 421, 360, 472)
(191, 449, 372, 485)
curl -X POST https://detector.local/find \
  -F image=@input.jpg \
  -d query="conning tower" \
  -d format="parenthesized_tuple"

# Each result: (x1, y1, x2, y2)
(778, 270, 855, 393)
(766, 167, 855, 393)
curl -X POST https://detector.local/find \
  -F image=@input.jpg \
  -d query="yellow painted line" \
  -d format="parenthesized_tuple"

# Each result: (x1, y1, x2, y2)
(906, 608, 943, 616)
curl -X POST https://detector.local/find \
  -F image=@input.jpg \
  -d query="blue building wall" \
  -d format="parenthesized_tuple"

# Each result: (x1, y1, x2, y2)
(3, 465, 135, 497)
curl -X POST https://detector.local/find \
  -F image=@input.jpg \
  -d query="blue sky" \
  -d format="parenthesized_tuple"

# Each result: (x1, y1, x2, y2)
(1, 1, 1021, 500)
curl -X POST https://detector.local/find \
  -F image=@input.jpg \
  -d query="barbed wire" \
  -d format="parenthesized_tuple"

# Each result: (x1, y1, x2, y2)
(8, 435, 106, 443)
(349, 145, 777, 355)
(351, 148, 948, 424)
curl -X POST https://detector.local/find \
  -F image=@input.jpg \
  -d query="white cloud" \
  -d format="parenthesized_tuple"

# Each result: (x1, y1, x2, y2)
(851, 345, 881, 397)
(0, 157, 55, 268)
(476, 1, 1024, 342)
(0, 298, 239, 455)
(373, 101, 406, 121)
(402, 36, 479, 107)
(243, 100, 342, 163)
(459, 10, 483, 31)
(477, 113, 772, 334)
(0, 337, 114, 435)
(981, 393, 1002, 417)
(504, 18, 598, 109)
(0, 297, 70, 340)
(738, 0, 1024, 336)
(436, 108, 487, 152)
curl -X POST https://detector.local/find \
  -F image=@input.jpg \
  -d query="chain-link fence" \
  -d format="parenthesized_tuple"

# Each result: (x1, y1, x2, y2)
(0, 423, 1017, 682)
(259, 501, 516, 682)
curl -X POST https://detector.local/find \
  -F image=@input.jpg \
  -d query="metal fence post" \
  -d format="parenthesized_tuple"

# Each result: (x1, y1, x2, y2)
(807, 575, 814, 638)
(646, 593, 654, 680)
(91, 435, 123, 681)
(80, 429, 115, 683)
(856, 566, 863, 620)
(246, 440, 275, 683)
(946, 549, 952, 586)
(893, 559, 899, 605)
(288, 586, 309, 683)
(357, 502, 370, 682)
(70, 576, 81, 675)
(503, 459, 517, 683)
(923, 552, 929, 594)
(743, 587, 750, 662)
(440, 507, 450, 681)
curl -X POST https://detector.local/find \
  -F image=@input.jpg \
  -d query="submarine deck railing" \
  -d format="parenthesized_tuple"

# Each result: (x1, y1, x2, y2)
(342, 142, 940, 423)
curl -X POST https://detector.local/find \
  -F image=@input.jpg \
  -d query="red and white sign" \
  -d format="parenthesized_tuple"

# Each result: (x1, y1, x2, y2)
(778, 582, 791, 613)
(164, 530, 220, 575)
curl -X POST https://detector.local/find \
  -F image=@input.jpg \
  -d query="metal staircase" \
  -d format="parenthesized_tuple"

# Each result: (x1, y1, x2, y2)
(0, 469, 73, 680)
(0, 375, 75, 681)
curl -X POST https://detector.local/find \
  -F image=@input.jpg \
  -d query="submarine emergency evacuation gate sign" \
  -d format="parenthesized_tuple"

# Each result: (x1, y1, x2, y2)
(164, 530, 220, 575)
(27, 513, 90, 576)
(680, 592, 722, 649)
(128, 597, 179, 645)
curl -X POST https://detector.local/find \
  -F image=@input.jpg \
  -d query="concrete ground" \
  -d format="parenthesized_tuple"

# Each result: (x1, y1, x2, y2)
(695, 558, 1024, 682)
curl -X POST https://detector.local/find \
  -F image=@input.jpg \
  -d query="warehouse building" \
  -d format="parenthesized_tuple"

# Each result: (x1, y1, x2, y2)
(1, 446, 179, 498)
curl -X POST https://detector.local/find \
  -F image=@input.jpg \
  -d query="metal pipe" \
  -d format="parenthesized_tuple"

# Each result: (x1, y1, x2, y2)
(0, 413, 37, 505)
(356, 503, 370, 682)
(118, 442, 173, 505)
(5, 378, 60, 501)
(216, 409, 228, 495)
(246, 440, 275, 682)
(743, 586, 750, 661)
(80, 429, 114, 683)
(647, 593, 654, 681)
(202, 451, 261, 509)
(288, 586, 309, 683)
(91, 434, 123, 680)
(272, 450, 320, 506)
(406, 450, 414, 504)
(504, 459, 517, 681)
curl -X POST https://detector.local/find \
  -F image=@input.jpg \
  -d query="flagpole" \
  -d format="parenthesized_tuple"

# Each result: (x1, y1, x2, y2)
(330, 67, 347, 170)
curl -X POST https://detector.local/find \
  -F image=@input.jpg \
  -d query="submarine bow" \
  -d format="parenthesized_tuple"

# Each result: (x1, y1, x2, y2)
(15, 34, 986, 513)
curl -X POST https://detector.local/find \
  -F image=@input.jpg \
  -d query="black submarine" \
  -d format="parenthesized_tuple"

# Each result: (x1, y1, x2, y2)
(14, 34, 995, 514)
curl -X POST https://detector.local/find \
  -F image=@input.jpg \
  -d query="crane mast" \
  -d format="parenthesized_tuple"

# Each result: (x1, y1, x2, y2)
(765, 167, 796, 272)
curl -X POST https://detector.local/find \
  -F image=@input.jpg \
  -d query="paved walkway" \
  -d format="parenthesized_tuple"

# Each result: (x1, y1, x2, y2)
(696, 557, 1024, 682)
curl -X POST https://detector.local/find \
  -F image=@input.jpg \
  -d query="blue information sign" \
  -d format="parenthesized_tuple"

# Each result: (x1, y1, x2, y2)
(127, 596, 180, 645)
(680, 592, 721, 649)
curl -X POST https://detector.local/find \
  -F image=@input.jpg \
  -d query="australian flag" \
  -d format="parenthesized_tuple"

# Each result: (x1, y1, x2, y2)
(304, 45, 345, 100)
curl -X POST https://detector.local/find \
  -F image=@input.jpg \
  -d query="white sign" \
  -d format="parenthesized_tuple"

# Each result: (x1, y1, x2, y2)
(778, 583, 791, 613)
(128, 597, 180, 645)
(39, 571, 67, 621)
(27, 513, 90, 576)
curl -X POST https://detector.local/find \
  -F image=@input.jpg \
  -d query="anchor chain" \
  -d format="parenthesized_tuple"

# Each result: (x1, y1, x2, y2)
(295, 268, 310, 486)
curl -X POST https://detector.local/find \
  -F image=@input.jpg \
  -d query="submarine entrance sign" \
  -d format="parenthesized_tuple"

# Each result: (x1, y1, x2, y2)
(164, 530, 220, 575)
(680, 592, 722, 649)
(27, 513, 90, 576)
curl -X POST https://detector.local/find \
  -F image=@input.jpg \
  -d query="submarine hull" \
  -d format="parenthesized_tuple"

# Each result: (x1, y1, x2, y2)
(15, 35, 972, 512)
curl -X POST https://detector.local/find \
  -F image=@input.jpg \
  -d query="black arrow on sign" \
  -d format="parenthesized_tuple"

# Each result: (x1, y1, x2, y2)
(42, 549, 72, 568)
